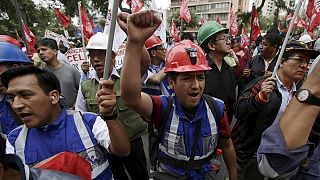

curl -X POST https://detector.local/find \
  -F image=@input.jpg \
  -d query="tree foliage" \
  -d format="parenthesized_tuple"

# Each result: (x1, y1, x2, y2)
(168, 9, 199, 31)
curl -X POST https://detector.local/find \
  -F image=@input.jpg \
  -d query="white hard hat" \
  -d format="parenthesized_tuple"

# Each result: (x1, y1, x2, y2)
(299, 34, 314, 44)
(86, 32, 109, 50)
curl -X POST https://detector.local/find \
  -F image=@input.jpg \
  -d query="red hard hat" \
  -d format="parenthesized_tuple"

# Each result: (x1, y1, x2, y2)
(145, 34, 162, 49)
(164, 40, 211, 73)
(0, 35, 22, 49)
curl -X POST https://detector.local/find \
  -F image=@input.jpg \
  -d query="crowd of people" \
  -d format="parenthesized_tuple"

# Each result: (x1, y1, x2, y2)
(0, 9, 319, 180)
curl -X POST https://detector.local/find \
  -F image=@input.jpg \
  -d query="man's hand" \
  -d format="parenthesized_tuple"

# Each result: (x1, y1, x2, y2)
(242, 68, 251, 77)
(117, 12, 129, 34)
(96, 79, 116, 116)
(127, 10, 162, 45)
(260, 77, 276, 96)
(264, 71, 272, 78)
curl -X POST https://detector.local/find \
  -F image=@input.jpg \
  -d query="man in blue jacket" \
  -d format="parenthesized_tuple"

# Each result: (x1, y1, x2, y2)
(4, 66, 130, 180)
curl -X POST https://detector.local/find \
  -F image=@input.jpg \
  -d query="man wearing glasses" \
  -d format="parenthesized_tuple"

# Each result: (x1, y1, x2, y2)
(197, 21, 237, 123)
(231, 41, 319, 180)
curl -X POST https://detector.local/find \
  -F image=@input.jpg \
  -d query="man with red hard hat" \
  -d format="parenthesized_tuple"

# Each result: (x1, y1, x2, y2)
(120, 10, 237, 179)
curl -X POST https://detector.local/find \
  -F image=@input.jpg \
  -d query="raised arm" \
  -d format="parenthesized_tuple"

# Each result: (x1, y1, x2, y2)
(280, 62, 320, 150)
(120, 10, 162, 120)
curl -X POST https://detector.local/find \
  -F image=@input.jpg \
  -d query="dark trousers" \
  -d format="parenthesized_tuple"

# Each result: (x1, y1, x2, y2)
(237, 152, 264, 180)
(108, 137, 149, 180)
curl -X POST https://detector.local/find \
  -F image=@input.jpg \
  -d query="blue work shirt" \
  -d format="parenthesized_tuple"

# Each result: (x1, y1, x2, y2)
(0, 96, 21, 136)
(257, 121, 320, 179)
(7, 108, 112, 180)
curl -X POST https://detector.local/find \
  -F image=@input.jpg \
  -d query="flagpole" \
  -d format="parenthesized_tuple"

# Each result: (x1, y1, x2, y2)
(271, 0, 304, 78)
(10, 0, 30, 55)
(78, 1, 88, 62)
(63, 28, 70, 39)
(103, 0, 120, 80)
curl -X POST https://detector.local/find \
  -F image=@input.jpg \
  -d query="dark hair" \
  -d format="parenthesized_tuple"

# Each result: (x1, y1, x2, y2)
(181, 32, 194, 42)
(263, 33, 282, 49)
(266, 27, 280, 34)
(200, 34, 217, 54)
(167, 72, 178, 82)
(255, 35, 263, 46)
(0, 133, 7, 169)
(1, 65, 61, 94)
(39, 38, 58, 51)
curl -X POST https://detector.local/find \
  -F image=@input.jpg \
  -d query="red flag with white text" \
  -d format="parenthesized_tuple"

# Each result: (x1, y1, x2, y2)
(171, 19, 179, 42)
(250, 4, 261, 41)
(229, 3, 238, 36)
(180, 0, 192, 23)
(308, 0, 320, 32)
(80, 5, 94, 43)
(53, 8, 71, 28)
(22, 22, 36, 55)
(126, 0, 144, 13)
(241, 25, 250, 49)
(286, 14, 308, 30)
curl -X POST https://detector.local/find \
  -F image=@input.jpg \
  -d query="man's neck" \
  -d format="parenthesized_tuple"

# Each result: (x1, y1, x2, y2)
(47, 106, 62, 125)
(263, 51, 277, 62)
(46, 58, 62, 68)
(208, 52, 224, 70)
(277, 70, 294, 91)
(151, 57, 162, 67)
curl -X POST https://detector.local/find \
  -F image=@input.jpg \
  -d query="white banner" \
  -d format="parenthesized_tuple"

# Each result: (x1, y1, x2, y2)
(44, 30, 69, 48)
(65, 48, 87, 71)
(115, 42, 126, 69)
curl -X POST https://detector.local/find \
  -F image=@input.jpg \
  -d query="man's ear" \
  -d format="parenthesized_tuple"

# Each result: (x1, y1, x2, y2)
(280, 58, 285, 68)
(168, 76, 175, 89)
(49, 90, 60, 104)
(150, 50, 156, 57)
(208, 42, 215, 51)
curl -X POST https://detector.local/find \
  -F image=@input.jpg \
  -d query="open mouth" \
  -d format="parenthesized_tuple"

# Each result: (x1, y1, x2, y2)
(189, 92, 199, 97)
(19, 113, 33, 122)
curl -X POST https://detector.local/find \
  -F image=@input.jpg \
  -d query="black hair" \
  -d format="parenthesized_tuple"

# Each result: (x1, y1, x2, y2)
(181, 32, 194, 42)
(0, 133, 8, 169)
(200, 34, 218, 54)
(1, 65, 61, 95)
(263, 33, 282, 49)
(167, 72, 178, 82)
(266, 27, 280, 34)
(39, 38, 58, 51)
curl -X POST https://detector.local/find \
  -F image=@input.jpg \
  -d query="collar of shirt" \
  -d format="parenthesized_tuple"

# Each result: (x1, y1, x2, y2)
(206, 55, 230, 70)
(37, 107, 67, 132)
(275, 73, 297, 94)
(92, 67, 120, 82)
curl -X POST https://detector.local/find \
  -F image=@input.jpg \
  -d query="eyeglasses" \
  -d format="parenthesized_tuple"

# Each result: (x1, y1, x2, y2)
(287, 57, 309, 67)
(215, 34, 231, 42)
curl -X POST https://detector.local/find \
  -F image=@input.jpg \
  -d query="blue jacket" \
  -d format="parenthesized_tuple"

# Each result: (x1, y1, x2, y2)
(7, 108, 112, 180)
(0, 96, 21, 136)
(157, 95, 224, 179)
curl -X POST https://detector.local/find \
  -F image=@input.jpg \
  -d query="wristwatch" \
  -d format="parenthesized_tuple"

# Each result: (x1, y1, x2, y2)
(295, 89, 320, 106)
(101, 109, 117, 121)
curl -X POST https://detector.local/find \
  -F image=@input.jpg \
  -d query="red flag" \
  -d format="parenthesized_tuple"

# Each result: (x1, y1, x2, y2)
(286, 14, 308, 30)
(180, 0, 192, 24)
(241, 25, 250, 49)
(127, 0, 144, 13)
(308, 0, 320, 32)
(229, 3, 238, 36)
(80, 5, 94, 43)
(306, 0, 314, 19)
(53, 8, 71, 28)
(250, 4, 261, 41)
(22, 22, 36, 55)
(216, 16, 221, 24)
(171, 19, 179, 42)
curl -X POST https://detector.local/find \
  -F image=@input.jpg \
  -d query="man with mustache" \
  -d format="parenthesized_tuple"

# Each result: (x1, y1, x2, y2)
(232, 41, 319, 179)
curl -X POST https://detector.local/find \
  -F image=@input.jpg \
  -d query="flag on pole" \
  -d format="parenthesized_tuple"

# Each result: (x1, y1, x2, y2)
(126, 0, 144, 13)
(53, 8, 71, 28)
(22, 22, 36, 55)
(216, 16, 221, 24)
(229, 3, 238, 36)
(79, 5, 94, 43)
(250, 4, 261, 41)
(286, 14, 308, 30)
(241, 25, 250, 49)
(180, 0, 192, 23)
(171, 19, 179, 42)
(306, 0, 314, 19)
(308, 0, 320, 32)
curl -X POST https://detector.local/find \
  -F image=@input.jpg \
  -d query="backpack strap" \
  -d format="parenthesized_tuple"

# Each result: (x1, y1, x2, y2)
(157, 96, 172, 146)
(203, 94, 222, 122)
